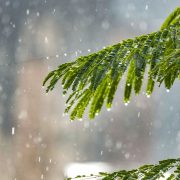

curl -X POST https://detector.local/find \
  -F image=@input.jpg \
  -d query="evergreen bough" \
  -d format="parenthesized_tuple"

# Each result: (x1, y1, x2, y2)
(66, 158, 180, 180)
(44, 7, 180, 180)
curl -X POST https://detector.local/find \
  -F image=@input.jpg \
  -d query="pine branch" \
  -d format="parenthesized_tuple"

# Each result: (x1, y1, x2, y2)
(43, 7, 180, 120)
(65, 158, 180, 180)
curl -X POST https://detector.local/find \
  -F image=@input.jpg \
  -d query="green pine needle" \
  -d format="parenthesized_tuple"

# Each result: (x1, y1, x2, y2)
(43, 7, 180, 120)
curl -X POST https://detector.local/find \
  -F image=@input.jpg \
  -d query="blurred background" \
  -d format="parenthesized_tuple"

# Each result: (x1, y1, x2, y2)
(0, 0, 180, 179)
